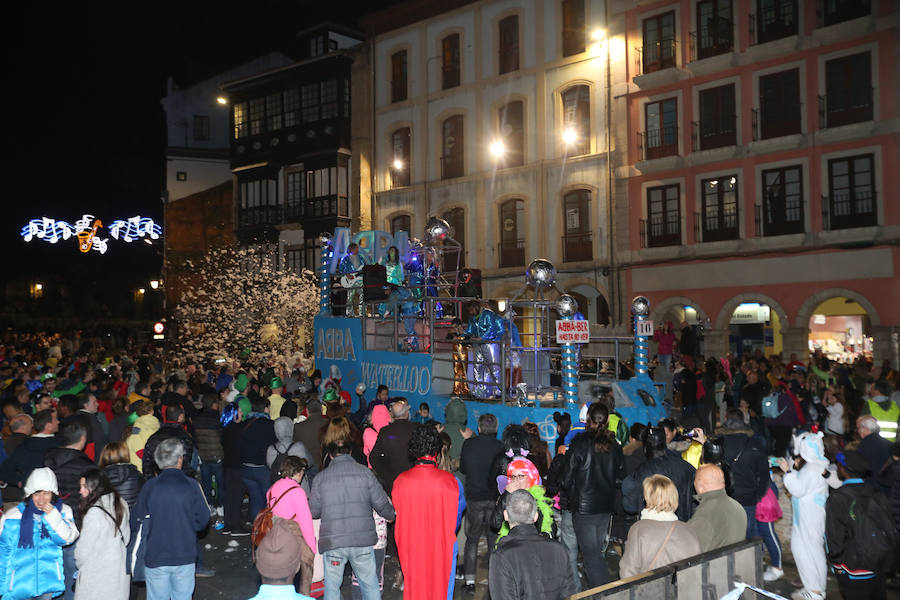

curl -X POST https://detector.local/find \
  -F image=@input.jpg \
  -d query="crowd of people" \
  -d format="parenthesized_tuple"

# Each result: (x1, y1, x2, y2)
(0, 329, 898, 600)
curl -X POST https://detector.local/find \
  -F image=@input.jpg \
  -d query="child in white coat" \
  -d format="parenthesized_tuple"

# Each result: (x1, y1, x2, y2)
(777, 431, 830, 600)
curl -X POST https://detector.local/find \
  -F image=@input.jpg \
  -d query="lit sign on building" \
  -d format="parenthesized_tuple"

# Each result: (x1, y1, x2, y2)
(20, 215, 162, 254)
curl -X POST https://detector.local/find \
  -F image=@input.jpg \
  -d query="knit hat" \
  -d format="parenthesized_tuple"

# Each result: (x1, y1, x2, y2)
(270, 376, 283, 390)
(24, 467, 59, 496)
(234, 373, 249, 392)
(255, 517, 304, 580)
(836, 450, 870, 477)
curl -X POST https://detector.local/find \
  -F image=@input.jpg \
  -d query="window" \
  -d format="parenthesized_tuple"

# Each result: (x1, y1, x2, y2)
(233, 102, 248, 139)
(498, 101, 524, 168)
(758, 69, 801, 139)
(499, 15, 519, 74)
(391, 127, 411, 188)
(249, 98, 265, 136)
(822, 0, 871, 27)
(701, 175, 739, 241)
(285, 248, 304, 275)
(320, 80, 338, 120)
(441, 115, 464, 179)
(563, 190, 592, 262)
(442, 34, 460, 89)
(176, 171, 187, 181)
(238, 176, 279, 228)
(303, 163, 348, 218)
(302, 84, 319, 123)
(562, 0, 585, 57)
(390, 214, 411, 236)
(761, 165, 804, 236)
(285, 170, 305, 222)
(499, 199, 525, 267)
(442, 207, 465, 268)
(302, 238, 320, 273)
(343, 78, 351, 118)
(755, 0, 797, 44)
(824, 52, 873, 128)
(696, 0, 733, 59)
(192, 115, 210, 141)
(391, 50, 408, 103)
(697, 84, 736, 150)
(644, 98, 678, 159)
(646, 184, 681, 247)
(266, 94, 282, 131)
(284, 88, 300, 128)
(642, 11, 676, 73)
(562, 85, 590, 156)
(828, 154, 875, 229)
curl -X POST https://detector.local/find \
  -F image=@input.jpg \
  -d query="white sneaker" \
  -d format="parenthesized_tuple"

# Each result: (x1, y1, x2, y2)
(763, 566, 783, 582)
(790, 589, 824, 600)
(216, 506, 224, 518)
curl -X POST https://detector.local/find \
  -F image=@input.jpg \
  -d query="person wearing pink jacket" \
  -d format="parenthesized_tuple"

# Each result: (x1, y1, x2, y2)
(266, 456, 317, 594)
(363, 405, 391, 467)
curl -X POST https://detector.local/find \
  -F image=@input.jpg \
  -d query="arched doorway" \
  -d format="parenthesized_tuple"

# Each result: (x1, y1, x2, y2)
(806, 297, 871, 361)
(569, 284, 611, 326)
(716, 295, 788, 359)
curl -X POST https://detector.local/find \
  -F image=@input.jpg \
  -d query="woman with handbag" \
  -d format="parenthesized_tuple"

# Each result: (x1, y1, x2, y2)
(264, 456, 316, 595)
(619, 475, 701, 578)
(74, 468, 130, 600)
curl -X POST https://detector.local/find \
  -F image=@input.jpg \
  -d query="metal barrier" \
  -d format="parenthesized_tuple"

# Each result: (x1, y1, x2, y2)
(570, 539, 764, 600)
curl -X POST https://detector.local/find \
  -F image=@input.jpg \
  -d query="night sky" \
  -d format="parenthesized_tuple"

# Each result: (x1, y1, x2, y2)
(4, 0, 384, 292)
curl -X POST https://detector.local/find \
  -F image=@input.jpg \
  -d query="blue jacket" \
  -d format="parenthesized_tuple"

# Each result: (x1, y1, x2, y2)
(0, 502, 79, 600)
(131, 468, 209, 568)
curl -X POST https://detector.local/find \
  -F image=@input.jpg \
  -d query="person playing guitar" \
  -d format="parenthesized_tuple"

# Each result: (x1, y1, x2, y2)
(338, 242, 368, 316)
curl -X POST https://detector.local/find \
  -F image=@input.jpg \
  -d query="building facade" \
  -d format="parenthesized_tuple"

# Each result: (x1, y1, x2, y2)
(360, 0, 631, 328)
(618, 0, 899, 365)
(220, 25, 364, 273)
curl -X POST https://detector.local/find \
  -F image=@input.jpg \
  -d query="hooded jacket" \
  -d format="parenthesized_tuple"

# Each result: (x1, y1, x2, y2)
(714, 425, 769, 506)
(266, 418, 313, 474)
(622, 452, 697, 521)
(363, 405, 391, 467)
(126, 414, 160, 472)
(142, 423, 195, 478)
(103, 462, 143, 509)
(0, 501, 79, 600)
(44, 447, 95, 511)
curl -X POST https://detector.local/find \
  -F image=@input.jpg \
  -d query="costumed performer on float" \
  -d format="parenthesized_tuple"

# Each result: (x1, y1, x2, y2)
(393, 424, 465, 600)
(377, 245, 406, 317)
(463, 300, 508, 398)
(337, 242, 368, 317)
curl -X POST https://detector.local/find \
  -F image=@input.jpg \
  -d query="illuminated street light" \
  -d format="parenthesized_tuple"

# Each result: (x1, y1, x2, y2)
(216, 96, 228, 105)
(35, 283, 43, 291)
(149, 280, 160, 290)
(562, 128, 577, 145)
(592, 29, 606, 41)
(393, 159, 404, 170)
(138, 288, 145, 295)
(489, 140, 505, 158)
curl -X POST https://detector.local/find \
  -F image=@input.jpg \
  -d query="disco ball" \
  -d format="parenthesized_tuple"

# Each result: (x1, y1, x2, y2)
(631, 296, 650, 316)
(556, 294, 579, 318)
(525, 259, 557, 288)
(319, 231, 333, 245)
(355, 382, 366, 395)
(425, 217, 452, 242)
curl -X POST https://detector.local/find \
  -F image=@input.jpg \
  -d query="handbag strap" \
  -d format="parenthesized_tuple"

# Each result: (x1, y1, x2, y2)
(267, 484, 298, 509)
(647, 522, 678, 571)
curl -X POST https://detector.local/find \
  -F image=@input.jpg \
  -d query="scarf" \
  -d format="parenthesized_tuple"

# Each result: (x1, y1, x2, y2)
(640, 508, 678, 522)
(18, 498, 65, 549)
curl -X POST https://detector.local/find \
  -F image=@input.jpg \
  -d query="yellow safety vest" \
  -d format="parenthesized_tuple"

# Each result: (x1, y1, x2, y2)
(868, 399, 899, 441)
(608, 413, 620, 434)
(682, 442, 703, 468)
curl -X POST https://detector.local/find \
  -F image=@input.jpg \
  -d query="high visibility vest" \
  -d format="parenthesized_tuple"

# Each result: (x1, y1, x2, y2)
(868, 399, 899, 441)
(682, 442, 703, 469)
(608, 413, 628, 446)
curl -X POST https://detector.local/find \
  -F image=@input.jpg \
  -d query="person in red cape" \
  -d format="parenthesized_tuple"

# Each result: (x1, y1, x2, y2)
(392, 424, 465, 600)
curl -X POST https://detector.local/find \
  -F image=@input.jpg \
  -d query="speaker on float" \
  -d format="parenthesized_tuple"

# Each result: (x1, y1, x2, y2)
(362, 264, 388, 302)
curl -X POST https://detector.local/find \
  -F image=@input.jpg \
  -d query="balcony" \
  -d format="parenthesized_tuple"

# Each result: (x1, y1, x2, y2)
(756, 202, 804, 237)
(696, 210, 739, 243)
(692, 116, 736, 151)
(238, 206, 282, 229)
(818, 0, 871, 27)
(390, 167, 409, 189)
(441, 156, 464, 180)
(823, 191, 877, 231)
(635, 39, 677, 76)
(391, 80, 406, 103)
(749, 4, 798, 45)
(279, 194, 349, 226)
(562, 232, 593, 262)
(638, 127, 679, 161)
(498, 239, 525, 268)
(752, 103, 802, 140)
(818, 87, 873, 129)
(640, 218, 681, 248)
(690, 19, 733, 61)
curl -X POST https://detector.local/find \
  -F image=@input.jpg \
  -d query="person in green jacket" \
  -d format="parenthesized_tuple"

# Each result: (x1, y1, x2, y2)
(687, 464, 747, 552)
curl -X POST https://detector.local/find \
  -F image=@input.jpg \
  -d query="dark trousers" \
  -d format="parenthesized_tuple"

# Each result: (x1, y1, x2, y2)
(463, 499, 496, 581)
(200, 460, 225, 507)
(573, 512, 612, 588)
(241, 464, 270, 520)
(223, 465, 248, 529)
(768, 425, 793, 458)
(62, 541, 76, 600)
(836, 572, 885, 600)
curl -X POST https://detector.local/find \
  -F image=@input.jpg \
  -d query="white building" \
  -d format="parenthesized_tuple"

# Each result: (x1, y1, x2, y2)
(360, 0, 629, 327)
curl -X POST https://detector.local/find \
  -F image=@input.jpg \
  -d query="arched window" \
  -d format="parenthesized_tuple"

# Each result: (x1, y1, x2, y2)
(498, 199, 525, 268)
(563, 189, 591, 262)
(442, 207, 465, 269)
(441, 34, 460, 89)
(390, 214, 410, 236)
(390, 127, 411, 188)
(498, 101, 524, 168)
(562, 85, 590, 156)
(441, 115, 464, 179)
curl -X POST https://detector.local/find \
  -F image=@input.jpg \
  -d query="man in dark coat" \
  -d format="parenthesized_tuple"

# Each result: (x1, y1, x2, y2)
(0, 409, 59, 498)
(142, 405, 196, 479)
(678, 321, 697, 368)
(293, 393, 327, 469)
(370, 398, 418, 494)
(622, 427, 696, 521)
(489, 490, 574, 600)
(459, 413, 503, 590)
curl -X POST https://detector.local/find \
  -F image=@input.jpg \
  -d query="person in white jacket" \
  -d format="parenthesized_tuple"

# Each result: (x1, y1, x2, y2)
(777, 431, 830, 600)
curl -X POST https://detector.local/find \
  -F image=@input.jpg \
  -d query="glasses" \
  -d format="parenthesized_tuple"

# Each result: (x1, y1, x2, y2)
(508, 473, 529, 480)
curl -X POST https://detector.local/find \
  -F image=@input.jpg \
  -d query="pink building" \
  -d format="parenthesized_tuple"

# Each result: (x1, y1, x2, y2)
(619, 0, 899, 365)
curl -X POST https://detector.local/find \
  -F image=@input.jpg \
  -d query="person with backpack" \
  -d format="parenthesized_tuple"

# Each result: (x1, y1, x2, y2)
(764, 382, 804, 458)
(826, 450, 896, 600)
(267, 417, 313, 492)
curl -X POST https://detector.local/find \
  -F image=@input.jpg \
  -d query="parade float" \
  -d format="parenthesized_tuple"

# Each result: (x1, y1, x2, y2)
(313, 218, 666, 442)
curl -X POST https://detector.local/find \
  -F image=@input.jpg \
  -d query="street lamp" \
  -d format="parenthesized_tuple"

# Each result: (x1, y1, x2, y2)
(216, 96, 228, 105)
(393, 159, 404, 171)
(138, 288, 145, 295)
(149, 280, 160, 290)
(35, 283, 43, 291)
(562, 128, 577, 146)
(591, 29, 606, 41)
(489, 140, 505, 159)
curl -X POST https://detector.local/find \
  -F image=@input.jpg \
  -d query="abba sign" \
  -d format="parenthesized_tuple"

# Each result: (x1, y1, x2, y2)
(327, 228, 410, 274)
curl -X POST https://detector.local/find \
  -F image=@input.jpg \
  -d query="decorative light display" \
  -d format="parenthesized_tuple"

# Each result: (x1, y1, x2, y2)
(20, 215, 162, 254)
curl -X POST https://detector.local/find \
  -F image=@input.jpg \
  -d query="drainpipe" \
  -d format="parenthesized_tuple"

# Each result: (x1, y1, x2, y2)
(605, 0, 617, 326)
